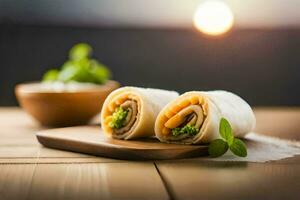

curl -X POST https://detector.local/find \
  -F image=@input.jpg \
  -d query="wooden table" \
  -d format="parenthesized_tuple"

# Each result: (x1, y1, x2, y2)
(0, 107, 300, 200)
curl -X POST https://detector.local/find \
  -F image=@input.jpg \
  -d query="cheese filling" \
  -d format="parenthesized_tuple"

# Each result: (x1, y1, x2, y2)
(159, 95, 208, 140)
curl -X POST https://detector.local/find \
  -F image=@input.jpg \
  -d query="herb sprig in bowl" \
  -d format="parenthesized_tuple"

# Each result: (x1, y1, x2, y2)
(43, 43, 111, 84)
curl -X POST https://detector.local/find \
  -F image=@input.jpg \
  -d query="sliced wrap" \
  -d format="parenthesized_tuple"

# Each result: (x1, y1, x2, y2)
(155, 91, 256, 144)
(101, 87, 179, 139)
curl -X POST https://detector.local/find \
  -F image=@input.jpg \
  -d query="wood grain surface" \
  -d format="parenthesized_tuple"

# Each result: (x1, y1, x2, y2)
(156, 160, 300, 200)
(0, 107, 300, 200)
(0, 163, 169, 200)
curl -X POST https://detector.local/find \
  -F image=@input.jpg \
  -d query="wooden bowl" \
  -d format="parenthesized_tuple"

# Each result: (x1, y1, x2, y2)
(15, 80, 120, 127)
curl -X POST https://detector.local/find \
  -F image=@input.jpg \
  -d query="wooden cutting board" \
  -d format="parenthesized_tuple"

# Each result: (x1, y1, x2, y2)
(36, 126, 208, 160)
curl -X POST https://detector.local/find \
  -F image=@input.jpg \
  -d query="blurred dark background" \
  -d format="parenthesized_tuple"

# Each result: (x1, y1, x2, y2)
(0, 0, 300, 106)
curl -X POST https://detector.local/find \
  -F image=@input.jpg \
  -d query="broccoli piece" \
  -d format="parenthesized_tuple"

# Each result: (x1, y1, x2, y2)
(108, 107, 129, 129)
(172, 125, 199, 137)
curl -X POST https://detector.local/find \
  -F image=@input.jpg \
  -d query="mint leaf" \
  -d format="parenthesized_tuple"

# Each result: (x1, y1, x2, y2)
(229, 138, 247, 157)
(219, 118, 234, 145)
(208, 139, 229, 157)
(208, 118, 248, 158)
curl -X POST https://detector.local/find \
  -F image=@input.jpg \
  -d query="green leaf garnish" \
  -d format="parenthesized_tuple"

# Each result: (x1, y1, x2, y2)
(89, 60, 111, 84)
(69, 43, 92, 61)
(42, 43, 111, 84)
(108, 107, 129, 129)
(208, 139, 229, 157)
(58, 60, 91, 82)
(229, 138, 247, 157)
(219, 118, 234, 146)
(172, 125, 199, 137)
(42, 69, 59, 82)
(208, 117, 248, 158)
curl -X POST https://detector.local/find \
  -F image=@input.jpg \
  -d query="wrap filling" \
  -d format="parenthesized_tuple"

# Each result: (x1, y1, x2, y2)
(108, 100, 138, 135)
(165, 105, 205, 141)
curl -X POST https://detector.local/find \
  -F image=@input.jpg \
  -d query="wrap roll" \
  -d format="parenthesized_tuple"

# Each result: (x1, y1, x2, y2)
(101, 87, 179, 139)
(155, 91, 256, 144)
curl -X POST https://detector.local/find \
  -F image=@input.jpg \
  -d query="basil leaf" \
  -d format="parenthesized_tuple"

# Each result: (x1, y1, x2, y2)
(208, 139, 229, 157)
(229, 138, 247, 157)
(219, 118, 234, 145)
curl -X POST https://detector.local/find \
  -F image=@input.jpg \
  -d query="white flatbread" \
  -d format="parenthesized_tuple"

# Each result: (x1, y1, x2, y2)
(155, 91, 256, 144)
(101, 87, 179, 139)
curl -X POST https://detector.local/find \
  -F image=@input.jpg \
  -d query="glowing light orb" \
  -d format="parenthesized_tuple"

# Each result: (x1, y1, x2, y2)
(193, 1, 234, 36)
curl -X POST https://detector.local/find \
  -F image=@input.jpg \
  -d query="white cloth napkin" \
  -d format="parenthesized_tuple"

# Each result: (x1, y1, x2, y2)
(206, 133, 300, 162)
